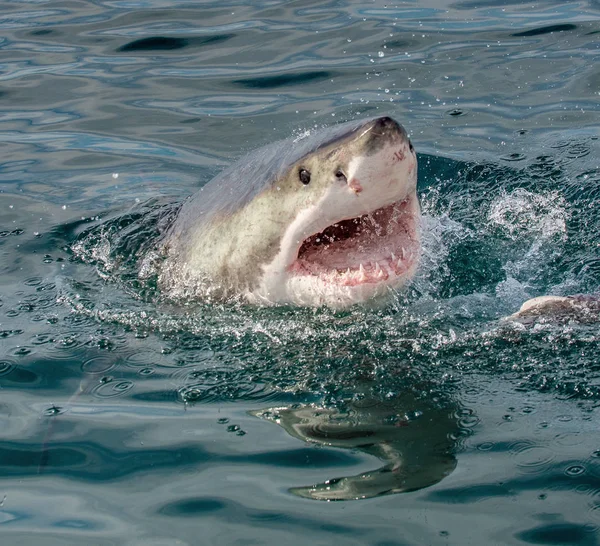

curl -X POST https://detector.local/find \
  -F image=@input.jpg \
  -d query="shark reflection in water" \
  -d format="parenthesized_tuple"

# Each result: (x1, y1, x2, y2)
(252, 389, 463, 501)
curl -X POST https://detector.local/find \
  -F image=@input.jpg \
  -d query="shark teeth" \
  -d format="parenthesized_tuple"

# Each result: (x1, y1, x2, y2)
(358, 263, 368, 282)
(375, 262, 388, 280)
(331, 250, 417, 281)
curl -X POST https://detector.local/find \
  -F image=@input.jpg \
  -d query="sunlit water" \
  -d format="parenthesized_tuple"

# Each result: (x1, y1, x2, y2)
(1, 1, 600, 544)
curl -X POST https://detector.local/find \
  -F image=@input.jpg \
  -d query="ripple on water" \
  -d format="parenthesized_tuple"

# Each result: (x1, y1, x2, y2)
(23, 276, 43, 287)
(445, 108, 467, 117)
(516, 447, 557, 475)
(51, 332, 86, 356)
(12, 346, 33, 357)
(509, 440, 557, 476)
(0, 359, 15, 376)
(0, 329, 24, 339)
(500, 153, 527, 162)
(174, 367, 269, 405)
(124, 348, 171, 369)
(90, 377, 134, 398)
(20, 292, 57, 311)
(590, 495, 600, 529)
(30, 333, 55, 345)
(565, 464, 587, 477)
(455, 407, 480, 430)
(556, 432, 584, 447)
(43, 404, 66, 417)
(81, 355, 116, 375)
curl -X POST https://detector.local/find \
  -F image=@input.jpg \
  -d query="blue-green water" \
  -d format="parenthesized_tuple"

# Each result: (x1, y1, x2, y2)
(1, 1, 600, 544)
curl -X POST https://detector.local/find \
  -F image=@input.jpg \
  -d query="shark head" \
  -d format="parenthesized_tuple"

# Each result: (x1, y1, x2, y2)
(160, 116, 420, 308)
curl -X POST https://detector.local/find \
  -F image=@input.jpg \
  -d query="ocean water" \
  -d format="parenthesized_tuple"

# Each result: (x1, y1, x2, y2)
(1, 1, 600, 544)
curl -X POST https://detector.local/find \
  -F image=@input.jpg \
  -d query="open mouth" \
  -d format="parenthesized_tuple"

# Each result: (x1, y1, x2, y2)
(290, 196, 419, 287)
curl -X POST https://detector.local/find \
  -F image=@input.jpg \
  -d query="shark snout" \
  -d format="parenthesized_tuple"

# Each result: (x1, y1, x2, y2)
(373, 116, 403, 133)
(368, 116, 408, 141)
(356, 116, 413, 164)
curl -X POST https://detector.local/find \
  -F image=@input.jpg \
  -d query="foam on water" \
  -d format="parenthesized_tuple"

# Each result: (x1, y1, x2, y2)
(57, 144, 600, 404)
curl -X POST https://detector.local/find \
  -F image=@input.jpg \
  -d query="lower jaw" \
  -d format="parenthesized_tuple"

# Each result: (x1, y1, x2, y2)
(246, 263, 417, 308)
(290, 242, 419, 289)
(282, 261, 419, 307)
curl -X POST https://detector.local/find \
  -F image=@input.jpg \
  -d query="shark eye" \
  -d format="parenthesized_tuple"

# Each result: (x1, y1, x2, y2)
(299, 168, 311, 185)
(408, 140, 414, 153)
(335, 170, 347, 183)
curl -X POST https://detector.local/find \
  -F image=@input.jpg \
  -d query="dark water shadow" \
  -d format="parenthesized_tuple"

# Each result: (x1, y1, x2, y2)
(511, 24, 578, 37)
(117, 34, 234, 52)
(233, 70, 335, 89)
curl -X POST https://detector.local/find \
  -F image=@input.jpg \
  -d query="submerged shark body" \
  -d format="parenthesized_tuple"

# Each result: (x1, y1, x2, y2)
(159, 117, 419, 307)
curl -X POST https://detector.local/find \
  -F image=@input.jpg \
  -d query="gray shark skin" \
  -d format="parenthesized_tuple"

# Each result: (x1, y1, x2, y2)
(158, 117, 420, 307)
(252, 389, 460, 501)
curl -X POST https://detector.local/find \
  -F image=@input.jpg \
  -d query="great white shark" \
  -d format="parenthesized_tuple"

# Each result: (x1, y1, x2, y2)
(155, 115, 597, 317)
(158, 116, 420, 307)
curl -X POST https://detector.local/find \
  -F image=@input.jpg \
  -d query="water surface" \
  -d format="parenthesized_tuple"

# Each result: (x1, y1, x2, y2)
(1, 1, 600, 544)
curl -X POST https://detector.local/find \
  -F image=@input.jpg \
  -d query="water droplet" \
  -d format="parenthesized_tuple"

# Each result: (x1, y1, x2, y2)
(565, 465, 585, 476)
(44, 405, 64, 416)
(92, 378, 134, 398)
(501, 153, 526, 162)
(180, 388, 203, 403)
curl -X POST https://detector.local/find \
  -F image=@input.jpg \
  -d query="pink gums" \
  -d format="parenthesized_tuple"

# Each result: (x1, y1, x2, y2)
(290, 197, 419, 286)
